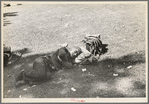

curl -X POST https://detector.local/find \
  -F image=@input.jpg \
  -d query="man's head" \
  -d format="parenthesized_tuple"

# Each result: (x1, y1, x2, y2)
(69, 46, 82, 58)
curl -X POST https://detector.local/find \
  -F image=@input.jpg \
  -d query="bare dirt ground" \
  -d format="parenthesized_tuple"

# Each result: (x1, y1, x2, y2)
(2, 2, 147, 99)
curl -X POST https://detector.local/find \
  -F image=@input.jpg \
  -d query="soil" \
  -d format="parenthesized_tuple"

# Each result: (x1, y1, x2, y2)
(2, 2, 147, 99)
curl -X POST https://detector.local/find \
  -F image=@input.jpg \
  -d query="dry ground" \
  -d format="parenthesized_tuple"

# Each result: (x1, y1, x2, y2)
(2, 2, 147, 99)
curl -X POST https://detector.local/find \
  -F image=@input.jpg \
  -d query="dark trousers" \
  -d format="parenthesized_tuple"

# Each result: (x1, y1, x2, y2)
(23, 56, 54, 83)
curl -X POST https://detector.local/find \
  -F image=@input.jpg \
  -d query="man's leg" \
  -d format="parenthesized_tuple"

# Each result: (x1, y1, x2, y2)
(16, 57, 47, 87)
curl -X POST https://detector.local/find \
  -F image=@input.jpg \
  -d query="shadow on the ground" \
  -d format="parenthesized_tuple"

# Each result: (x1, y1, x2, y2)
(3, 12, 18, 17)
(4, 4, 11, 7)
(3, 49, 146, 98)
(96, 50, 145, 80)
(3, 12, 18, 26)
(3, 20, 11, 26)
(80, 50, 145, 75)
(74, 50, 146, 97)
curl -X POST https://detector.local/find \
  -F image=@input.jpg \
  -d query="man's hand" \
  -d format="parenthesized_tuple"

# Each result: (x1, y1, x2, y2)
(62, 61, 73, 69)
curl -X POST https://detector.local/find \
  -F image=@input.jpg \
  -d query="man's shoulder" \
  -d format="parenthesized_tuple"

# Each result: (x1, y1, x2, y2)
(58, 47, 69, 54)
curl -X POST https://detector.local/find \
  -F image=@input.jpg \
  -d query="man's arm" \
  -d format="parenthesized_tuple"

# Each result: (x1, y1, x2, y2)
(72, 47, 92, 64)
(61, 61, 73, 68)
(58, 47, 73, 68)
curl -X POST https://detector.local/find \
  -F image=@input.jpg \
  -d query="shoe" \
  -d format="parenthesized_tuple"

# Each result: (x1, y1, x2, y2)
(15, 80, 27, 88)
(8, 52, 22, 64)
(16, 69, 24, 82)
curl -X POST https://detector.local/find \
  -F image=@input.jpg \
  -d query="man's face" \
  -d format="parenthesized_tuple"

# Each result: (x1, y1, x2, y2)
(72, 50, 78, 58)
(70, 48, 81, 58)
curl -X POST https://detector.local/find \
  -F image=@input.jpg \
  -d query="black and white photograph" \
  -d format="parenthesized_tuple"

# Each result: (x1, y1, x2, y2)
(1, 1, 148, 103)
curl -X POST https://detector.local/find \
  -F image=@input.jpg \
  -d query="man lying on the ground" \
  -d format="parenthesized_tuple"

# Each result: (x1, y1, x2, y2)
(15, 46, 80, 87)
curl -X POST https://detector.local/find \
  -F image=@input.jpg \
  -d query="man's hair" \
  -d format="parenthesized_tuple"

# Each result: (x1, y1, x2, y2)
(74, 46, 82, 53)
(68, 46, 82, 58)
